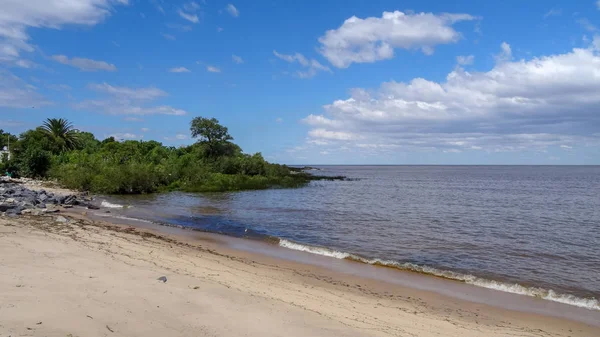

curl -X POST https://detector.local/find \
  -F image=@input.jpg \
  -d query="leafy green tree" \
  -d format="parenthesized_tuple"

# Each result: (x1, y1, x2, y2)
(190, 117, 233, 157)
(19, 147, 52, 178)
(40, 118, 81, 153)
(0, 130, 18, 151)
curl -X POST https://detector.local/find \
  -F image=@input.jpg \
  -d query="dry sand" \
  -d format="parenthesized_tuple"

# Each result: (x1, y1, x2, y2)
(1, 214, 598, 337)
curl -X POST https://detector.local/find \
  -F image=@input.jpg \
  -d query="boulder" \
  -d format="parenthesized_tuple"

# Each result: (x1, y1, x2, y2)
(0, 204, 17, 212)
(5, 206, 24, 215)
(55, 215, 69, 223)
(62, 195, 78, 206)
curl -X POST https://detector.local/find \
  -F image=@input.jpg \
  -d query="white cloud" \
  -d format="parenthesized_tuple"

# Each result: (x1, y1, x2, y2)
(108, 133, 139, 140)
(52, 54, 116, 71)
(456, 55, 474, 65)
(318, 11, 476, 68)
(560, 144, 573, 149)
(75, 82, 187, 116)
(273, 50, 331, 78)
(597, 0, 600, 10)
(124, 117, 143, 122)
(164, 133, 189, 141)
(308, 129, 357, 141)
(495, 42, 512, 63)
(544, 9, 562, 18)
(226, 4, 239, 17)
(161, 33, 176, 40)
(77, 101, 186, 116)
(577, 18, 598, 32)
(232, 54, 244, 64)
(88, 83, 167, 101)
(217, 26, 223, 32)
(275, 117, 283, 123)
(141, 128, 150, 132)
(0, 0, 127, 66)
(207, 66, 221, 73)
(299, 42, 600, 154)
(46, 84, 71, 91)
(183, 2, 200, 12)
(178, 10, 199, 23)
(169, 67, 190, 73)
(0, 70, 50, 108)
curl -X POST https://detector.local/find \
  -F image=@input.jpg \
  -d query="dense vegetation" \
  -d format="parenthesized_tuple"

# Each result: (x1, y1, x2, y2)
(0, 117, 323, 194)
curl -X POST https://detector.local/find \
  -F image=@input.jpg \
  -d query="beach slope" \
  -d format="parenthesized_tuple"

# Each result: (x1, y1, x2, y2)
(0, 215, 597, 337)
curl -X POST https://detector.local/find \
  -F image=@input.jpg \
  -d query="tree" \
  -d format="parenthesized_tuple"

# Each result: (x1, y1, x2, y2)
(40, 118, 81, 153)
(0, 129, 18, 151)
(190, 117, 233, 157)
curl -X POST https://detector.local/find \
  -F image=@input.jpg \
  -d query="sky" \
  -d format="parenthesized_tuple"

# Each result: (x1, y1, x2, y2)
(1, 0, 600, 165)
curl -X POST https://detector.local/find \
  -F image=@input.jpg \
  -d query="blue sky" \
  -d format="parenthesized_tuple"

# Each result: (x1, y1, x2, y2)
(1, 0, 600, 164)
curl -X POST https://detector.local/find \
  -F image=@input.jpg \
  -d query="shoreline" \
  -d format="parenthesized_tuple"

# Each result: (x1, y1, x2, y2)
(85, 208, 600, 326)
(2, 211, 598, 336)
(88, 199, 600, 315)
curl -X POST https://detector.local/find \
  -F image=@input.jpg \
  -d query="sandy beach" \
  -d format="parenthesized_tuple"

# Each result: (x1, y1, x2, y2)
(0, 213, 598, 337)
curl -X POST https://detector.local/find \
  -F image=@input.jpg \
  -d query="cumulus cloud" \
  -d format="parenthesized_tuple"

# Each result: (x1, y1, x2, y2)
(299, 42, 600, 154)
(75, 82, 187, 116)
(232, 54, 244, 64)
(52, 54, 116, 71)
(318, 11, 476, 68)
(456, 55, 474, 65)
(0, 0, 127, 66)
(169, 67, 190, 73)
(206, 66, 221, 73)
(226, 4, 239, 17)
(273, 50, 331, 78)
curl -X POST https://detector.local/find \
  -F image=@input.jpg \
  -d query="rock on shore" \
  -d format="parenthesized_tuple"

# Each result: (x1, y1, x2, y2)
(0, 179, 95, 216)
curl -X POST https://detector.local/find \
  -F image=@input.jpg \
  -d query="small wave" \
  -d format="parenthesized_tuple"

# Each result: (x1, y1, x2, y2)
(277, 239, 600, 311)
(279, 239, 351, 259)
(101, 200, 126, 209)
(94, 213, 153, 224)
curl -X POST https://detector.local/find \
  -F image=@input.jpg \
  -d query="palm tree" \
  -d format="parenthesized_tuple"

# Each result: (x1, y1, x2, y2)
(40, 118, 81, 152)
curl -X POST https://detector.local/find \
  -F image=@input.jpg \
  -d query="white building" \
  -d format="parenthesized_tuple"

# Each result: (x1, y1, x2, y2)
(0, 146, 10, 162)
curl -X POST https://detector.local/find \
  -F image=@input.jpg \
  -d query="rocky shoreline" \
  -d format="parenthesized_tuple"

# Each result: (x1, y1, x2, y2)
(0, 178, 98, 216)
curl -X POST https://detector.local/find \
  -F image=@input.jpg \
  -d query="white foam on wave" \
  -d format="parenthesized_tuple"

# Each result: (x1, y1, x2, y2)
(101, 200, 126, 209)
(93, 212, 152, 224)
(279, 239, 351, 259)
(277, 239, 600, 311)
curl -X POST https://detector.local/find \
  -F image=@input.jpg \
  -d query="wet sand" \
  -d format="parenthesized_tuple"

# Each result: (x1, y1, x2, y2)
(1, 213, 598, 337)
